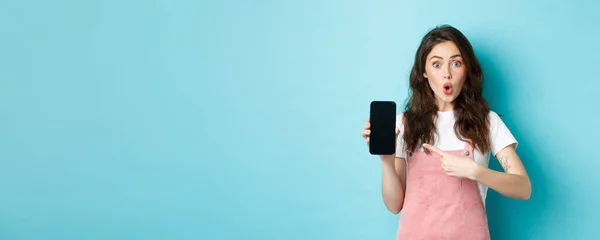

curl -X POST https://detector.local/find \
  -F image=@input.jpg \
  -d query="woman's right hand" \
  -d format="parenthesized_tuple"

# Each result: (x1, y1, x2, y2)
(361, 118, 400, 158)
(361, 118, 372, 147)
(363, 118, 406, 214)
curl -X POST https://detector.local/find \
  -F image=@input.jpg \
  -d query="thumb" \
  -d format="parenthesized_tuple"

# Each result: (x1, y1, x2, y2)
(422, 143, 446, 157)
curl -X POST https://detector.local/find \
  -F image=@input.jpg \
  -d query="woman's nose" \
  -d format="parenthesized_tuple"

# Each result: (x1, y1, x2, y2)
(443, 67, 452, 79)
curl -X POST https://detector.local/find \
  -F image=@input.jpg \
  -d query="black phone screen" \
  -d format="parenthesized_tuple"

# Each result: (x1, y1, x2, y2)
(369, 101, 397, 155)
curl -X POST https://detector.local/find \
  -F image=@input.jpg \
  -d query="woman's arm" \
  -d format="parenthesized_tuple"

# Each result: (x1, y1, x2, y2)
(362, 117, 406, 213)
(422, 143, 531, 200)
(381, 155, 406, 214)
(473, 144, 532, 200)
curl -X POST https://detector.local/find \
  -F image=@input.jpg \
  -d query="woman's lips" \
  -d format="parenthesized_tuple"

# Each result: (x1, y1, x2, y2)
(443, 82, 453, 95)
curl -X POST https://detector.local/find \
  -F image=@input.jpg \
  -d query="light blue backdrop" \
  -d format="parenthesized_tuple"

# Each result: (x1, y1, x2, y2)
(1, 0, 599, 239)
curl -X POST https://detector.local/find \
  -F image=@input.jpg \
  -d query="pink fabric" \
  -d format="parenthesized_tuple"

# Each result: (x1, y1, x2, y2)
(396, 142, 490, 240)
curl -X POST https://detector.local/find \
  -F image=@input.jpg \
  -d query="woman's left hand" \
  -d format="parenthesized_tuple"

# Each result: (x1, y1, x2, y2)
(422, 143, 481, 180)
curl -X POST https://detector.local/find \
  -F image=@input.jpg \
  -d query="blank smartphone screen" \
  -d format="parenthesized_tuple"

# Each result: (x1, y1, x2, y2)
(369, 101, 396, 155)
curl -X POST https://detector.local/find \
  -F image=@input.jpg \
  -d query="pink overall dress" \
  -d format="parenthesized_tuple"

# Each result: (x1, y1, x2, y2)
(396, 142, 490, 240)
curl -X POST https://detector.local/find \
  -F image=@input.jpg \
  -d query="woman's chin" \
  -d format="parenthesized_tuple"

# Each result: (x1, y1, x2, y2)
(437, 93, 456, 102)
(444, 95, 457, 102)
(434, 93, 458, 109)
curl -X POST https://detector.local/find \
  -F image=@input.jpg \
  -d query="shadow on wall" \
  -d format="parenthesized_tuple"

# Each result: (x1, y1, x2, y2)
(474, 39, 553, 239)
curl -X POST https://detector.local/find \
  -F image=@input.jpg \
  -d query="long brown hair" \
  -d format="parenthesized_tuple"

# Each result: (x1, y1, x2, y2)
(402, 25, 491, 154)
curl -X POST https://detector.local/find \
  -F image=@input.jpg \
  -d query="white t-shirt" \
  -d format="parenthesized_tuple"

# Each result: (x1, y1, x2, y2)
(395, 110, 518, 205)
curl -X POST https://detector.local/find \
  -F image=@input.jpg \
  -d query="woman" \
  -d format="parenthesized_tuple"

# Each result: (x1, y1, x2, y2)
(361, 25, 532, 239)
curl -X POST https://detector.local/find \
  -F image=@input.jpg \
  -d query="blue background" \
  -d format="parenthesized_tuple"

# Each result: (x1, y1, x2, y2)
(1, 0, 599, 239)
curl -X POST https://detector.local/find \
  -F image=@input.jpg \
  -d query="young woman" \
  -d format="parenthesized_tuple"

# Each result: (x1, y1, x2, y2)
(361, 25, 532, 239)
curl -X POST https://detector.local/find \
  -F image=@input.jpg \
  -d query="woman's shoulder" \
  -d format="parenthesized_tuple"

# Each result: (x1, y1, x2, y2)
(397, 112, 405, 120)
(487, 110, 518, 151)
(488, 110, 501, 119)
(487, 110, 505, 128)
(396, 112, 405, 130)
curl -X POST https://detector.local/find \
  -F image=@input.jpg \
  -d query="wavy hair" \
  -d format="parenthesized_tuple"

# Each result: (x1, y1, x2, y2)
(402, 25, 491, 154)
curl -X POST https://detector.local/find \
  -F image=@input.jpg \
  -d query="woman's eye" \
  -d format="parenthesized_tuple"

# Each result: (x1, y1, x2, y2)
(433, 63, 440, 68)
(452, 61, 462, 67)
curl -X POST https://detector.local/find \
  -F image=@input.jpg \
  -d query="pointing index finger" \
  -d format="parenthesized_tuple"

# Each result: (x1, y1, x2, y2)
(422, 143, 445, 157)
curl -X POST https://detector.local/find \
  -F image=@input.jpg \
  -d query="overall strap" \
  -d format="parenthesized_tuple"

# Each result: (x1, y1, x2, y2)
(462, 140, 474, 158)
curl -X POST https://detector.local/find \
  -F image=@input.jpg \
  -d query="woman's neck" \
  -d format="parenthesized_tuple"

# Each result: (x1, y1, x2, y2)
(436, 101, 454, 112)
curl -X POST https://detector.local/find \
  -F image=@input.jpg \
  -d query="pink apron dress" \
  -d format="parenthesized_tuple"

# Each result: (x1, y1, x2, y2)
(396, 141, 490, 240)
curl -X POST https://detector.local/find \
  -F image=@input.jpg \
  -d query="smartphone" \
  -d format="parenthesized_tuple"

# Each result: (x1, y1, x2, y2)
(369, 101, 397, 155)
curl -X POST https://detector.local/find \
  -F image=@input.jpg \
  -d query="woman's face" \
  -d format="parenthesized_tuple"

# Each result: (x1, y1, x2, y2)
(423, 41, 467, 111)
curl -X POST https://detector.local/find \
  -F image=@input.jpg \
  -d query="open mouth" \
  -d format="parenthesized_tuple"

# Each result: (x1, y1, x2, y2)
(443, 82, 453, 95)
